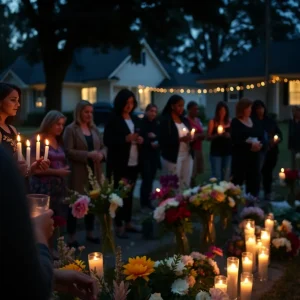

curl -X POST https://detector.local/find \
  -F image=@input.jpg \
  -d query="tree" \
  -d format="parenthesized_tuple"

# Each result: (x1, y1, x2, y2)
(8, 0, 226, 111)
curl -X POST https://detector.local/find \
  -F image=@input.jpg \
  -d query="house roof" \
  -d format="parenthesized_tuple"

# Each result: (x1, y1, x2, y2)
(1, 43, 200, 88)
(197, 39, 300, 83)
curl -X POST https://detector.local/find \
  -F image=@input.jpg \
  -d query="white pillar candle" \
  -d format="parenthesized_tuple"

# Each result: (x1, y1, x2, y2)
(214, 275, 227, 294)
(242, 252, 253, 273)
(217, 125, 224, 134)
(182, 127, 187, 136)
(36, 134, 41, 160)
(227, 257, 239, 300)
(26, 140, 31, 167)
(190, 128, 196, 139)
(264, 218, 274, 236)
(261, 229, 271, 250)
(17, 134, 22, 161)
(244, 219, 255, 239)
(88, 252, 103, 278)
(44, 139, 49, 160)
(279, 168, 285, 185)
(246, 235, 256, 271)
(258, 247, 269, 281)
(240, 272, 253, 300)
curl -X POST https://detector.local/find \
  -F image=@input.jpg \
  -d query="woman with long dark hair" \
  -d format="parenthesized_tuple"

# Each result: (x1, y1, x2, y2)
(251, 100, 282, 200)
(104, 89, 143, 238)
(207, 101, 232, 181)
(159, 94, 193, 188)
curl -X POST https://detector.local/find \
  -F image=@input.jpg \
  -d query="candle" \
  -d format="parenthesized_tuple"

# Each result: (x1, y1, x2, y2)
(191, 128, 196, 140)
(227, 257, 239, 300)
(44, 139, 49, 160)
(274, 135, 279, 142)
(27, 194, 50, 217)
(26, 140, 31, 167)
(244, 219, 255, 239)
(217, 125, 224, 134)
(258, 247, 269, 281)
(214, 275, 227, 294)
(246, 235, 256, 271)
(36, 134, 41, 160)
(261, 229, 271, 250)
(182, 127, 187, 136)
(88, 252, 103, 278)
(240, 272, 253, 300)
(156, 188, 161, 193)
(265, 217, 274, 236)
(242, 252, 253, 273)
(16, 134, 23, 161)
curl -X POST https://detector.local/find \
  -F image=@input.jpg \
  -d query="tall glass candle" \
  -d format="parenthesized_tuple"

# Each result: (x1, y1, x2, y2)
(214, 275, 227, 294)
(242, 252, 253, 273)
(26, 140, 31, 167)
(240, 272, 253, 300)
(190, 128, 196, 139)
(17, 134, 22, 161)
(258, 247, 269, 281)
(244, 219, 255, 239)
(246, 235, 256, 271)
(36, 134, 41, 160)
(227, 257, 239, 300)
(279, 168, 285, 185)
(88, 252, 103, 278)
(261, 229, 271, 249)
(44, 139, 49, 160)
(264, 216, 274, 236)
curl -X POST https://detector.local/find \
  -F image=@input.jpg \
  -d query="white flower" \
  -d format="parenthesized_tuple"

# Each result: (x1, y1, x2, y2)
(282, 220, 293, 233)
(153, 206, 165, 223)
(212, 184, 226, 194)
(109, 203, 118, 218)
(209, 288, 229, 300)
(109, 193, 123, 207)
(272, 238, 292, 252)
(171, 278, 189, 295)
(149, 293, 163, 300)
(166, 257, 186, 275)
(208, 258, 220, 275)
(187, 275, 196, 287)
(190, 251, 206, 260)
(209, 177, 218, 183)
(195, 291, 211, 300)
(219, 181, 231, 191)
(192, 186, 200, 194)
(183, 189, 192, 198)
(181, 255, 194, 266)
(228, 197, 236, 207)
(154, 260, 162, 268)
(163, 198, 179, 208)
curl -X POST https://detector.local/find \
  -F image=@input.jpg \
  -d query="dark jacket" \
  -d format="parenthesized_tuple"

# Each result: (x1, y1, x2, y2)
(158, 115, 194, 163)
(103, 114, 142, 176)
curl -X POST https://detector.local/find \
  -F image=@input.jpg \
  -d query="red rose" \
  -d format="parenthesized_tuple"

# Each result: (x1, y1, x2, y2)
(286, 232, 300, 256)
(284, 169, 299, 180)
(165, 202, 191, 224)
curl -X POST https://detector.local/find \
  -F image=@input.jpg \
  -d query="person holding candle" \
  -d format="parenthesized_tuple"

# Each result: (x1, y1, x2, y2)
(139, 104, 160, 212)
(104, 89, 143, 239)
(251, 100, 283, 200)
(187, 101, 205, 185)
(158, 95, 194, 189)
(231, 98, 266, 197)
(207, 101, 232, 181)
(64, 100, 106, 246)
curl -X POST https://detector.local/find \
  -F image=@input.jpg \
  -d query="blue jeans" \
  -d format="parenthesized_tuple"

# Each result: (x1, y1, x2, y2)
(210, 155, 232, 181)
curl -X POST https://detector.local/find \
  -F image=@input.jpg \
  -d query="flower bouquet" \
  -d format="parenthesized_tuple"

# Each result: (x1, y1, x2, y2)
(153, 197, 192, 254)
(151, 175, 180, 203)
(189, 179, 244, 246)
(271, 237, 292, 260)
(66, 166, 131, 254)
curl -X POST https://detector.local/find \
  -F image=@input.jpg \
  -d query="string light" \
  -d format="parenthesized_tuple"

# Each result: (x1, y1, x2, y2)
(138, 77, 299, 94)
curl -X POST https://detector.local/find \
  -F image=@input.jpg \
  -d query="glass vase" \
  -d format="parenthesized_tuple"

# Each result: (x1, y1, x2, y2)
(174, 225, 190, 255)
(201, 213, 216, 247)
(99, 213, 116, 254)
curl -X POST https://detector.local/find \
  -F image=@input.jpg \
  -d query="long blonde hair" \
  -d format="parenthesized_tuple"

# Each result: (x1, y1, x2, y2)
(74, 100, 96, 128)
(38, 110, 66, 143)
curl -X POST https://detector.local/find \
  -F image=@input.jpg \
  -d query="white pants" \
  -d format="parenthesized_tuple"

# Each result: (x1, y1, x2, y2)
(162, 152, 193, 189)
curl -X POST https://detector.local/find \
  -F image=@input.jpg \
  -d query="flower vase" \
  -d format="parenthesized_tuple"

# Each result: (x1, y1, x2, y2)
(99, 213, 116, 254)
(174, 226, 190, 255)
(201, 214, 216, 248)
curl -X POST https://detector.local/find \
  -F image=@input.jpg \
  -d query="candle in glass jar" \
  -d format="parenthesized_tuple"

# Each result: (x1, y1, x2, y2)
(244, 219, 255, 239)
(227, 257, 239, 300)
(240, 272, 253, 300)
(246, 235, 256, 271)
(26, 140, 31, 167)
(190, 128, 196, 139)
(16, 134, 22, 161)
(261, 229, 271, 249)
(258, 247, 269, 281)
(44, 139, 49, 160)
(265, 218, 274, 236)
(88, 252, 103, 278)
(242, 252, 253, 273)
(36, 134, 41, 160)
(214, 275, 227, 294)
(217, 125, 224, 134)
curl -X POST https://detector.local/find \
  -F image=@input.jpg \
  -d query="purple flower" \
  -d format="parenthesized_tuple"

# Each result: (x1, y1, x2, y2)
(159, 175, 179, 189)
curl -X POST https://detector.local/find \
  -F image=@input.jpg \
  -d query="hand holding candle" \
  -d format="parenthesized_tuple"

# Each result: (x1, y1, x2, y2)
(190, 128, 196, 140)
(26, 140, 31, 167)
(36, 134, 41, 160)
(217, 125, 224, 134)
(44, 139, 49, 161)
(16, 134, 23, 161)
(273, 135, 279, 142)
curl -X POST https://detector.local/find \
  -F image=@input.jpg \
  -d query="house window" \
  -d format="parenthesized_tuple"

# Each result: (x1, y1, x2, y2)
(138, 88, 151, 110)
(81, 87, 97, 104)
(289, 81, 300, 105)
(227, 84, 239, 102)
(33, 90, 46, 108)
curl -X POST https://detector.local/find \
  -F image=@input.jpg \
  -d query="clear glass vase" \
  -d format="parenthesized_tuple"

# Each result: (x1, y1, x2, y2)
(174, 225, 190, 255)
(201, 213, 216, 247)
(99, 213, 116, 254)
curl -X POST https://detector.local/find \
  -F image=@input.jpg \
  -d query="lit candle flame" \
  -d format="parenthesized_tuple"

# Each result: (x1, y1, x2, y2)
(37, 134, 40, 142)
(156, 188, 161, 193)
(219, 280, 223, 284)
(274, 135, 278, 140)
(45, 139, 49, 146)
(280, 168, 284, 173)
(17, 134, 21, 142)
(245, 256, 250, 262)
(183, 128, 187, 132)
(191, 128, 195, 134)
(244, 277, 249, 283)
(26, 140, 30, 147)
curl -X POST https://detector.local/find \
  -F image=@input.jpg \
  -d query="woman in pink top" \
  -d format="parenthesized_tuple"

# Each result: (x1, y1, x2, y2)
(187, 101, 206, 185)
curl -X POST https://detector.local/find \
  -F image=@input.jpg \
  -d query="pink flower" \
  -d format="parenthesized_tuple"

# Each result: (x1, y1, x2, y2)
(210, 246, 223, 257)
(72, 196, 90, 218)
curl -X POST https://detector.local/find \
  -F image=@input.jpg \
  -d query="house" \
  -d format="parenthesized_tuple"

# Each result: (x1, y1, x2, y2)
(0, 40, 204, 120)
(197, 39, 300, 121)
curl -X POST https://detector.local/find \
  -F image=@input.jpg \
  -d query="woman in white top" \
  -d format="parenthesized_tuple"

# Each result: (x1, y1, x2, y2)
(103, 89, 144, 239)
(159, 95, 194, 189)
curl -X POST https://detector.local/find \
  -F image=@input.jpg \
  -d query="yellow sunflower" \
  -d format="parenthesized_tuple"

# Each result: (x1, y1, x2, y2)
(60, 260, 86, 272)
(123, 256, 155, 281)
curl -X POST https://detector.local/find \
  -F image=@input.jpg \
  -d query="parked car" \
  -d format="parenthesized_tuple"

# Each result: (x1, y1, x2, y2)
(93, 102, 144, 127)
